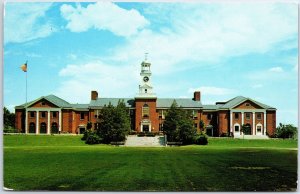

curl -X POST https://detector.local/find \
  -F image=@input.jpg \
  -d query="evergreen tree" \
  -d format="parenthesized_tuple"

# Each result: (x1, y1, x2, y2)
(3, 107, 16, 132)
(96, 100, 131, 144)
(163, 100, 181, 142)
(163, 101, 196, 144)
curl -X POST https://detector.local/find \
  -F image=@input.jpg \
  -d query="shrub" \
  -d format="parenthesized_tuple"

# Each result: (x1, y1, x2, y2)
(275, 123, 297, 139)
(3, 126, 18, 133)
(129, 131, 137, 135)
(81, 129, 91, 141)
(194, 134, 208, 145)
(137, 132, 145, 137)
(145, 132, 155, 137)
(85, 132, 102, 145)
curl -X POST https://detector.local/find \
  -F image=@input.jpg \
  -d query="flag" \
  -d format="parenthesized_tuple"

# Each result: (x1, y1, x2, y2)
(20, 62, 27, 72)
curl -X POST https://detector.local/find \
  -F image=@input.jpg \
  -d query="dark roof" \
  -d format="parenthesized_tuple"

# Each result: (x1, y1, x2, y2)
(156, 98, 202, 108)
(218, 96, 276, 110)
(70, 104, 89, 111)
(15, 94, 275, 111)
(15, 94, 71, 109)
(89, 98, 135, 108)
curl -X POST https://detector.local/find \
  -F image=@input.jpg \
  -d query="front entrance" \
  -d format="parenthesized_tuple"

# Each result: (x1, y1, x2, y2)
(79, 127, 85, 134)
(142, 125, 149, 132)
(256, 124, 263, 135)
(40, 122, 47, 134)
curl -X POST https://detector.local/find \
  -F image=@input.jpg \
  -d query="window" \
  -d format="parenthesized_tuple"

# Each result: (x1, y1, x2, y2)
(245, 113, 250, 120)
(159, 123, 163, 131)
(234, 113, 239, 119)
(158, 110, 165, 119)
(245, 103, 250, 107)
(145, 89, 147, 93)
(30, 112, 35, 118)
(142, 104, 149, 117)
(80, 112, 85, 120)
(257, 113, 262, 120)
(257, 126, 262, 133)
(52, 112, 57, 118)
(193, 110, 198, 118)
(207, 114, 212, 120)
(235, 125, 239, 132)
(42, 101, 46, 106)
(41, 112, 46, 118)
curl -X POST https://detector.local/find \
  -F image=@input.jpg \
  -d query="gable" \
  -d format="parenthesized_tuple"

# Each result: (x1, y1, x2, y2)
(233, 100, 264, 109)
(29, 99, 59, 108)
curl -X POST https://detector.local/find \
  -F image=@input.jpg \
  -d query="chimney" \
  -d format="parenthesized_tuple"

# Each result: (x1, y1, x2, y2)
(91, 91, 98, 100)
(193, 91, 201, 101)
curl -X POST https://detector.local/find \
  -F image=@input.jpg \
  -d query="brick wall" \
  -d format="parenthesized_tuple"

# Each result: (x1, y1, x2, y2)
(266, 110, 276, 136)
(135, 99, 159, 132)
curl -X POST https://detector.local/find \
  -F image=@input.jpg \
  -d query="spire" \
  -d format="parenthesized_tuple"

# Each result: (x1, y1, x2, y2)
(144, 52, 148, 61)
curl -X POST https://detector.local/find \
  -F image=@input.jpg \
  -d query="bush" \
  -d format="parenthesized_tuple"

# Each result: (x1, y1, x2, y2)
(145, 132, 155, 137)
(275, 123, 297, 139)
(137, 132, 145, 137)
(194, 134, 208, 145)
(81, 129, 92, 141)
(85, 132, 102, 145)
(3, 126, 18, 133)
(129, 131, 137, 135)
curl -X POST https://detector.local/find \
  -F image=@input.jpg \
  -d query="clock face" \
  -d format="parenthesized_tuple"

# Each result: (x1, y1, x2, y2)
(143, 76, 149, 82)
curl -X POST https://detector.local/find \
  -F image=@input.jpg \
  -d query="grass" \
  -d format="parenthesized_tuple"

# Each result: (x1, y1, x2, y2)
(3, 135, 298, 191)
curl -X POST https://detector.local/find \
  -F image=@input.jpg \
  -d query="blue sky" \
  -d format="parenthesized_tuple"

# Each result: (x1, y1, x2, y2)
(3, 2, 298, 126)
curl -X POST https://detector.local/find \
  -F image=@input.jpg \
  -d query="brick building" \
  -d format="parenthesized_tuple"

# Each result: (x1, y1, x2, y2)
(15, 59, 277, 137)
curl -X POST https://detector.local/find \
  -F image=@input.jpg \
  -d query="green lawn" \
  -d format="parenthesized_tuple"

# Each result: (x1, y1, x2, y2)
(3, 135, 298, 191)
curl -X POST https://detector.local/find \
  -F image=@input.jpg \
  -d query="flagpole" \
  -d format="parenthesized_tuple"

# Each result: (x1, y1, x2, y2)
(26, 60, 28, 104)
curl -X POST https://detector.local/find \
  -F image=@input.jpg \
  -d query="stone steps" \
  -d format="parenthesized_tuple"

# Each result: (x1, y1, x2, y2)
(234, 135, 269, 139)
(125, 135, 166, 147)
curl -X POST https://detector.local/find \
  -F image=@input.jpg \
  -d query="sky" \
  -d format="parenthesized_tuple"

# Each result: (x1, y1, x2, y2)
(3, 2, 298, 126)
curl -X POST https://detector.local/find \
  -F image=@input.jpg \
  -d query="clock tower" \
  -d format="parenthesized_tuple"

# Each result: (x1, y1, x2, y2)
(135, 55, 156, 98)
(135, 55, 158, 133)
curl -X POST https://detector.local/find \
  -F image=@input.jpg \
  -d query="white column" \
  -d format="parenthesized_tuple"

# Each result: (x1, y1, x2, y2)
(47, 111, 50, 134)
(59, 109, 62, 132)
(263, 111, 267, 135)
(25, 110, 28, 134)
(241, 112, 244, 125)
(230, 110, 233, 133)
(36, 111, 39, 134)
(252, 112, 255, 135)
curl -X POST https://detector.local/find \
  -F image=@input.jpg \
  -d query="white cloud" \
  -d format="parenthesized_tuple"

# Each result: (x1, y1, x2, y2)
(4, 2, 56, 44)
(269, 67, 283, 72)
(55, 61, 140, 103)
(188, 86, 235, 96)
(251, 84, 263, 89)
(60, 2, 149, 37)
(102, 3, 297, 78)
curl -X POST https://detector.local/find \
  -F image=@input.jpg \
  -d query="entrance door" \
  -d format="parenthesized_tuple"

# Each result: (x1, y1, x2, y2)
(234, 124, 240, 136)
(79, 127, 85, 134)
(142, 125, 149, 132)
(256, 125, 262, 135)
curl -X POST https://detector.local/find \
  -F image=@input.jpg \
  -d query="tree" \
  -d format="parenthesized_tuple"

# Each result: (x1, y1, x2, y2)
(199, 120, 205, 132)
(163, 100, 181, 142)
(163, 100, 196, 144)
(96, 100, 131, 144)
(3, 107, 16, 133)
(275, 123, 297, 139)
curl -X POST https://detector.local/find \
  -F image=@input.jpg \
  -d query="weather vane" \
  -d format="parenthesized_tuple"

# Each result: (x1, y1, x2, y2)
(145, 52, 148, 61)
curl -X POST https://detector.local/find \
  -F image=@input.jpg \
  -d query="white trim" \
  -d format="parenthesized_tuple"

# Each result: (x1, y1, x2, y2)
(47, 111, 50, 134)
(230, 110, 233, 133)
(59, 109, 62, 132)
(263, 112, 266, 135)
(36, 111, 39, 134)
(241, 112, 244, 126)
(233, 123, 241, 136)
(252, 112, 255, 135)
(256, 123, 263, 135)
